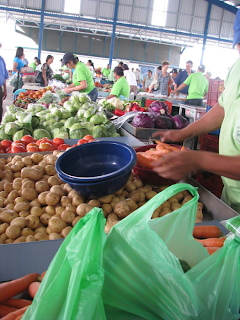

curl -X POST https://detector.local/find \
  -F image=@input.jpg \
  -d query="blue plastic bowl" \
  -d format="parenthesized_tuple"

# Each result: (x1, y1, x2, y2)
(58, 169, 132, 198)
(55, 141, 137, 182)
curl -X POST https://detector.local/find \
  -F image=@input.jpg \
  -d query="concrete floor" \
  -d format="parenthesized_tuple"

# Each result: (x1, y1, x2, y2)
(3, 80, 13, 116)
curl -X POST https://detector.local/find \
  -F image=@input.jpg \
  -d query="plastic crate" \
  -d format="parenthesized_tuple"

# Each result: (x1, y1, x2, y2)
(144, 98, 172, 114)
(207, 80, 224, 107)
(206, 105, 220, 135)
(199, 134, 219, 153)
(195, 171, 223, 198)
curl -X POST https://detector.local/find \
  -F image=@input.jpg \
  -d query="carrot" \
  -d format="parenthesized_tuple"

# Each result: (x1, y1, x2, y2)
(15, 316, 23, 320)
(181, 146, 187, 151)
(1, 299, 32, 309)
(28, 282, 40, 299)
(1, 306, 28, 320)
(155, 141, 181, 152)
(207, 247, 220, 255)
(193, 225, 221, 239)
(136, 153, 155, 168)
(0, 305, 17, 317)
(195, 237, 225, 247)
(40, 271, 46, 282)
(0, 273, 39, 303)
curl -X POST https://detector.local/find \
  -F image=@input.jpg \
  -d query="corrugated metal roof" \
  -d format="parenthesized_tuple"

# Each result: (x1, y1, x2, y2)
(45, 0, 64, 13)
(98, 2, 114, 19)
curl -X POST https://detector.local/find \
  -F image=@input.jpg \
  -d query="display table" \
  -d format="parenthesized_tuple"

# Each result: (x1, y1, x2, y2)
(22, 84, 45, 90)
(178, 103, 206, 122)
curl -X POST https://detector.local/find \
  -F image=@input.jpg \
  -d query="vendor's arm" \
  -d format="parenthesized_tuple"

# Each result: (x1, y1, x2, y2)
(142, 77, 146, 88)
(169, 74, 174, 86)
(12, 62, 18, 73)
(152, 150, 240, 181)
(172, 82, 187, 94)
(103, 88, 111, 92)
(148, 84, 154, 93)
(42, 70, 48, 86)
(106, 94, 116, 100)
(64, 80, 87, 94)
(153, 102, 224, 142)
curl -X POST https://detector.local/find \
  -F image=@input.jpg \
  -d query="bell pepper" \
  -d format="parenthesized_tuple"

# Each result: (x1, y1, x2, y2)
(114, 109, 125, 116)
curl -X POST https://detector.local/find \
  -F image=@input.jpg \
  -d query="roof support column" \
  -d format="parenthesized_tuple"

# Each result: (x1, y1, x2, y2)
(109, 0, 119, 67)
(200, 2, 211, 65)
(38, 0, 45, 59)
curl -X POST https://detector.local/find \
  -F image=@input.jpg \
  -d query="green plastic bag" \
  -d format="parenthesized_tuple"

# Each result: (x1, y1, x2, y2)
(21, 208, 107, 320)
(102, 183, 240, 320)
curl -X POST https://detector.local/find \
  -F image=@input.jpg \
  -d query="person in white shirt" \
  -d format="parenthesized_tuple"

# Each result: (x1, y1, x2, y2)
(133, 68, 141, 85)
(122, 64, 138, 96)
(87, 60, 95, 76)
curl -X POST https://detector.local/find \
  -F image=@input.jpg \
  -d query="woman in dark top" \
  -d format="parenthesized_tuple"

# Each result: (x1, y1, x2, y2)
(42, 55, 54, 86)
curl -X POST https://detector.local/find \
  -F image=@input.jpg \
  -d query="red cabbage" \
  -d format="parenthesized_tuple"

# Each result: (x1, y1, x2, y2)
(154, 115, 174, 129)
(172, 115, 189, 129)
(148, 101, 169, 115)
(132, 113, 154, 128)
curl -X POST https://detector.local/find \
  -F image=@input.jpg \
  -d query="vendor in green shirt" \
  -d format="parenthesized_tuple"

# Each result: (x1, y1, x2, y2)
(29, 57, 38, 72)
(102, 64, 111, 77)
(152, 9, 240, 214)
(104, 67, 130, 100)
(172, 65, 209, 106)
(62, 52, 98, 101)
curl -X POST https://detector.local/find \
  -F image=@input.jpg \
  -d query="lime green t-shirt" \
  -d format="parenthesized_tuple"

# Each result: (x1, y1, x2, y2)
(30, 62, 36, 71)
(102, 68, 111, 77)
(110, 76, 130, 98)
(184, 72, 209, 100)
(218, 56, 240, 213)
(73, 62, 95, 94)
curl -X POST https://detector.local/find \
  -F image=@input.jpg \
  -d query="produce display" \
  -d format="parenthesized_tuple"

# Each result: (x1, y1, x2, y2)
(99, 98, 144, 114)
(13, 87, 53, 109)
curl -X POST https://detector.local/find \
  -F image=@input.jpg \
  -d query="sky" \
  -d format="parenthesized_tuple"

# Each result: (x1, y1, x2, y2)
(0, 18, 239, 80)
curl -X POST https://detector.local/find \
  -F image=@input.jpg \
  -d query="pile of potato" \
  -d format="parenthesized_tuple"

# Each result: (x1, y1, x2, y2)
(0, 151, 203, 244)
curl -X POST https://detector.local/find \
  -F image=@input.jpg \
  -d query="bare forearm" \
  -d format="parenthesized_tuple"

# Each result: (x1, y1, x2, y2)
(68, 82, 87, 92)
(176, 83, 187, 92)
(106, 94, 116, 100)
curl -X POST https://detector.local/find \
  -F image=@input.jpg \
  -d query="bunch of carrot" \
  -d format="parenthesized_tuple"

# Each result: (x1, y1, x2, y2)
(0, 271, 46, 319)
(193, 225, 225, 255)
(136, 141, 187, 169)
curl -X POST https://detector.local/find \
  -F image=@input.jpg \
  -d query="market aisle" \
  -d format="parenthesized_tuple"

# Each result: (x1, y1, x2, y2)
(3, 80, 13, 117)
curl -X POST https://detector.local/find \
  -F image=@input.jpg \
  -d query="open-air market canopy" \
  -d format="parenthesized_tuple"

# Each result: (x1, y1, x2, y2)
(0, 0, 239, 67)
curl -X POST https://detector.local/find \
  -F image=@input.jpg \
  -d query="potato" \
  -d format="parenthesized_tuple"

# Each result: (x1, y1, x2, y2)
(114, 201, 130, 218)
(6, 225, 21, 240)
(76, 203, 94, 217)
(12, 156, 22, 164)
(0, 210, 18, 223)
(171, 203, 182, 211)
(26, 235, 36, 242)
(118, 195, 126, 201)
(152, 206, 161, 219)
(88, 200, 100, 208)
(0, 181, 4, 191)
(0, 191, 8, 198)
(48, 217, 65, 233)
(14, 236, 26, 243)
(48, 176, 60, 187)
(4, 182, 13, 193)
(19, 211, 29, 218)
(110, 197, 120, 209)
(22, 156, 32, 166)
(55, 206, 65, 215)
(46, 155, 58, 166)
(182, 196, 193, 205)
(125, 198, 138, 212)
(63, 184, 72, 194)
(35, 181, 50, 193)
(168, 197, 179, 205)
(68, 190, 79, 199)
(45, 192, 60, 206)
(21, 167, 43, 181)
(196, 203, 203, 221)
(132, 178, 143, 188)
(145, 191, 157, 200)
(125, 181, 136, 192)
(40, 213, 52, 225)
(31, 153, 43, 164)
(0, 238, 3, 244)
(21, 227, 34, 237)
(104, 221, 118, 234)
(0, 198, 4, 208)
(72, 216, 81, 227)
(162, 201, 170, 208)
(49, 233, 62, 240)
(45, 206, 55, 215)
(122, 190, 129, 198)
(38, 191, 49, 205)
(138, 186, 152, 193)
(45, 165, 56, 176)
(30, 207, 43, 217)
(175, 192, 184, 201)
(102, 204, 112, 217)
(5, 239, 14, 244)
(11, 165, 21, 173)
(14, 202, 29, 213)
(115, 187, 124, 196)
(61, 196, 71, 207)
(34, 233, 49, 241)
(99, 194, 113, 204)
(0, 170, 4, 180)
(50, 186, 64, 198)
(10, 217, 25, 229)
(29, 198, 41, 208)
(129, 190, 145, 203)
(65, 204, 77, 213)
(13, 181, 21, 191)
(13, 172, 21, 179)
(0, 233, 7, 241)
(159, 208, 172, 217)
(107, 213, 119, 223)
(32, 165, 45, 175)
(21, 188, 38, 202)
(4, 199, 14, 206)
(72, 196, 84, 206)
(34, 227, 47, 234)
(15, 161, 24, 169)
(0, 223, 9, 235)
(61, 210, 75, 223)
(25, 215, 40, 229)
(61, 226, 72, 238)
(22, 181, 35, 190)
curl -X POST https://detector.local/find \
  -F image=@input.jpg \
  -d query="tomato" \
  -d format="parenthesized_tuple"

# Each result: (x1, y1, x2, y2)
(22, 135, 36, 144)
(12, 140, 26, 147)
(38, 95, 42, 98)
(1, 140, 12, 149)
(88, 139, 96, 143)
(11, 145, 26, 153)
(83, 135, 94, 141)
(27, 145, 40, 153)
(52, 138, 65, 146)
(0, 149, 5, 153)
(35, 91, 41, 96)
(39, 142, 54, 151)
(77, 139, 88, 145)
(33, 94, 37, 99)
(58, 144, 71, 151)
(72, 144, 77, 148)
(36, 137, 52, 146)
(52, 143, 59, 150)
(5, 147, 11, 153)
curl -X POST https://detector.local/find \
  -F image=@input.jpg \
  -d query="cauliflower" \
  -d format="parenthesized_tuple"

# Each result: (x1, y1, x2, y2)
(108, 97, 124, 110)
(98, 98, 107, 106)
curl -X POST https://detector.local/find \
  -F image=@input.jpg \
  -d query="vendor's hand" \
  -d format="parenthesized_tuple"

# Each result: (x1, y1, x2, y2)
(64, 87, 72, 94)
(152, 150, 201, 181)
(103, 89, 111, 92)
(3, 92, 7, 100)
(152, 129, 185, 143)
(171, 90, 177, 95)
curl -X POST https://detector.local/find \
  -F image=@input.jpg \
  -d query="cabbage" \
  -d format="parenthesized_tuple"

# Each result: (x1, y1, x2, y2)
(70, 123, 84, 132)
(7, 105, 18, 114)
(172, 115, 189, 129)
(64, 103, 78, 116)
(80, 122, 94, 131)
(79, 93, 90, 103)
(64, 117, 78, 130)
(154, 115, 174, 129)
(45, 113, 57, 121)
(69, 95, 80, 104)
(23, 114, 40, 128)
(51, 122, 64, 129)
(69, 128, 90, 139)
(50, 107, 62, 119)
(4, 123, 19, 136)
(2, 114, 17, 123)
(36, 110, 49, 117)
(61, 109, 71, 119)
(35, 104, 46, 112)
(49, 103, 58, 110)
(148, 101, 169, 115)
(76, 109, 85, 119)
(33, 129, 52, 140)
(0, 128, 11, 141)
(83, 107, 97, 119)
(132, 113, 154, 128)
(90, 114, 104, 125)
(105, 122, 117, 135)
(51, 128, 69, 139)
(12, 129, 31, 141)
(91, 125, 107, 138)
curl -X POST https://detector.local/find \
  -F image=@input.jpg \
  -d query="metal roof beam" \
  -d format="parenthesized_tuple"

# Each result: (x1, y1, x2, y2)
(38, 0, 45, 59)
(200, 2, 212, 64)
(109, 0, 119, 67)
(204, 0, 238, 14)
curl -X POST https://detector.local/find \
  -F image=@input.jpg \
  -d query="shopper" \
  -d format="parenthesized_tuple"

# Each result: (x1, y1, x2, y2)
(205, 71, 212, 80)
(133, 68, 141, 85)
(42, 55, 54, 86)
(21, 54, 36, 84)
(29, 57, 38, 72)
(104, 67, 130, 100)
(172, 65, 208, 106)
(87, 60, 95, 76)
(102, 64, 111, 77)
(118, 61, 123, 68)
(62, 52, 98, 101)
(142, 70, 153, 91)
(0, 54, 8, 121)
(122, 64, 138, 96)
(170, 68, 178, 90)
(148, 61, 173, 96)
(174, 60, 193, 97)
(12, 47, 25, 74)
(35, 59, 42, 73)
(152, 9, 240, 214)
